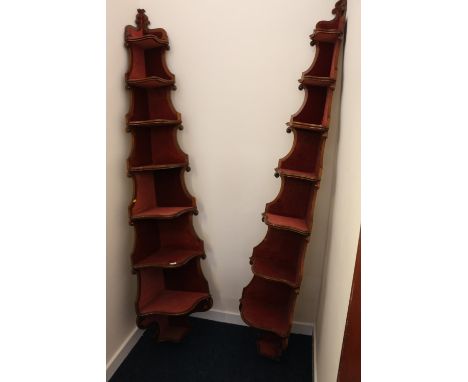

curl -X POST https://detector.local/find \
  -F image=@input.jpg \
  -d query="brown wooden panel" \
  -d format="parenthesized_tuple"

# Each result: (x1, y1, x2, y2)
(338, 233, 361, 381)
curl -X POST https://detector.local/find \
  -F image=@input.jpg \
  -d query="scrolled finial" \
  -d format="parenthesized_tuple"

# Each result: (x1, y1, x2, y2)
(332, 0, 347, 16)
(135, 9, 150, 30)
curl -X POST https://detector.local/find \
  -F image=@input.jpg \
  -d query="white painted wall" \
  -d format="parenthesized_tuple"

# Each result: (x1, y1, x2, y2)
(106, 0, 140, 366)
(107, 0, 342, 366)
(315, 0, 361, 381)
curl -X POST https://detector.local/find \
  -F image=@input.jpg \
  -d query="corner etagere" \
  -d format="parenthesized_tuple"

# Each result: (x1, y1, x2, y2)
(125, 9, 212, 342)
(239, 0, 347, 359)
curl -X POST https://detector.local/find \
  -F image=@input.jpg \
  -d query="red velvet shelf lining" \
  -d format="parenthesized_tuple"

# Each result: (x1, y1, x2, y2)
(132, 206, 196, 220)
(139, 290, 210, 316)
(128, 125, 187, 168)
(265, 177, 316, 234)
(302, 43, 335, 78)
(126, 41, 174, 86)
(128, 87, 180, 126)
(131, 215, 204, 267)
(134, 249, 205, 269)
(131, 168, 195, 219)
(263, 213, 309, 235)
(279, 128, 325, 176)
(291, 86, 328, 126)
(137, 258, 210, 317)
(241, 277, 296, 338)
(252, 257, 299, 287)
(251, 227, 307, 287)
(242, 299, 290, 338)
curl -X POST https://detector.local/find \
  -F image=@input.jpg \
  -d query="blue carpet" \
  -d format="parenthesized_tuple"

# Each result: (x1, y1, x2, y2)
(110, 317, 313, 382)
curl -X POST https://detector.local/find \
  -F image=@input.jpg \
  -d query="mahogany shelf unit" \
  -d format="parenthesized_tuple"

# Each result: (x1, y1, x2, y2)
(239, 0, 347, 359)
(125, 9, 212, 343)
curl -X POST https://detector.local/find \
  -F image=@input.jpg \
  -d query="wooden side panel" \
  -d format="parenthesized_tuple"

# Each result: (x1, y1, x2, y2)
(337, 234, 361, 382)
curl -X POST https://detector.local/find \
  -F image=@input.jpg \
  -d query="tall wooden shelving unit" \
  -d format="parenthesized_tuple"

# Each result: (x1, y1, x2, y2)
(125, 9, 212, 342)
(239, 0, 347, 359)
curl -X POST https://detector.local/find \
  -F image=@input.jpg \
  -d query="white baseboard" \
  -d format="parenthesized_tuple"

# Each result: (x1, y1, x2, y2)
(106, 326, 144, 381)
(192, 309, 245, 326)
(192, 309, 314, 336)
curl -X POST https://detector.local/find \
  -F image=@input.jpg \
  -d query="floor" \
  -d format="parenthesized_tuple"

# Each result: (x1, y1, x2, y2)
(110, 317, 313, 382)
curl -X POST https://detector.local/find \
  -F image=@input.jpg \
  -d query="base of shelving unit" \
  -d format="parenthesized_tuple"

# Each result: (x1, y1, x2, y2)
(256, 331, 288, 360)
(137, 314, 192, 343)
(155, 316, 192, 343)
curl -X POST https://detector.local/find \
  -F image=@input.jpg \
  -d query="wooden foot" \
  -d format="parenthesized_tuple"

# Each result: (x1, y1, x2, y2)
(256, 332, 288, 360)
(154, 316, 191, 343)
(136, 315, 192, 343)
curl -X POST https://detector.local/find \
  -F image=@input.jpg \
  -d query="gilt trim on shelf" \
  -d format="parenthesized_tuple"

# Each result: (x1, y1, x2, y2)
(125, 9, 212, 343)
(239, 0, 347, 360)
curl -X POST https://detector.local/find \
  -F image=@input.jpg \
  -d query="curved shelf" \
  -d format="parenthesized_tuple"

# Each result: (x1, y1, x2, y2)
(299, 75, 335, 88)
(129, 162, 188, 173)
(241, 298, 290, 338)
(127, 76, 175, 89)
(252, 258, 299, 287)
(301, 43, 336, 79)
(128, 124, 188, 169)
(240, 277, 296, 338)
(136, 258, 211, 317)
(264, 176, 317, 235)
(125, 29, 174, 86)
(132, 206, 197, 220)
(139, 290, 210, 316)
(126, 34, 168, 50)
(278, 127, 326, 179)
(287, 121, 328, 132)
(263, 212, 310, 235)
(291, 86, 329, 127)
(126, 87, 181, 128)
(310, 29, 343, 45)
(250, 227, 308, 288)
(131, 215, 205, 269)
(128, 118, 181, 128)
(275, 168, 319, 182)
(130, 168, 196, 220)
(134, 249, 205, 269)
